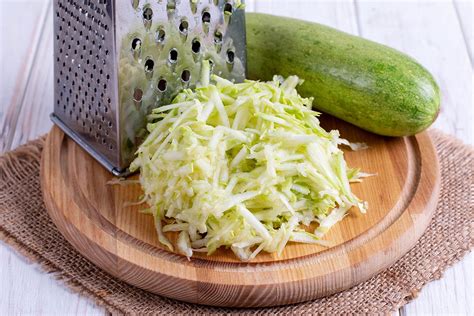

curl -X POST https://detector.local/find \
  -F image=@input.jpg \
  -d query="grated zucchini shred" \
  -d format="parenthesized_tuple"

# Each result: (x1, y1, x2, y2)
(130, 65, 368, 261)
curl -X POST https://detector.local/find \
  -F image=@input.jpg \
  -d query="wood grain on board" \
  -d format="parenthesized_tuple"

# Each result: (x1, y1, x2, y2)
(41, 115, 440, 307)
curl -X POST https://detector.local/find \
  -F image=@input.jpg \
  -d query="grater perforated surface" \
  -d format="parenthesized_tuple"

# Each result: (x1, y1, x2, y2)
(52, 0, 246, 175)
(53, 0, 118, 166)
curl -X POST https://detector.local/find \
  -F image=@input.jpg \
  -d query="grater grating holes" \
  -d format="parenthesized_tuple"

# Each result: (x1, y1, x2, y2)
(202, 10, 211, 24)
(191, 38, 201, 54)
(133, 88, 143, 102)
(54, 0, 247, 172)
(168, 48, 178, 63)
(226, 49, 235, 64)
(181, 70, 191, 83)
(157, 78, 168, 92)
(131, 38, 142, 59)
(223, 2, 233, 15)
(131, 0, 140, 10)
(214, 30, 223, 44)
(155, 27, 166, 43)
(142, 6, 153, 30)
(179, 19, 189, 35)
(143, 7, 153, 21)
(144, 63, 154, 80)
(54, 0, 115, 152)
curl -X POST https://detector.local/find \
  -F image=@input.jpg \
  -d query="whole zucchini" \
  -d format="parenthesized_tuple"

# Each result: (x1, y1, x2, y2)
(246, 13, 440, 136)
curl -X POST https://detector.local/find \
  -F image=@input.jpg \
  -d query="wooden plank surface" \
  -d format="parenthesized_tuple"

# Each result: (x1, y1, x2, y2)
(453, 0, 473, 66)
(254, 0, 358, 34)
(0, 1, 43, 110)
(0, 0, 51, 152)
(0, 1, 104, 314)
(0, 0, 472, 314)
(353, 2, 473, 314)
(8, 2, 55, 150)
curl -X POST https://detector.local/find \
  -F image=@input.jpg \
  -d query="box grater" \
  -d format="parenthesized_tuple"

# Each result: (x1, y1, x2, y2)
(52, 0, 246, 176)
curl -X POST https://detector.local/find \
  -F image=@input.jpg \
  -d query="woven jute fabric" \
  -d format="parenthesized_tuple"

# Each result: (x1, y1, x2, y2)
(0, 130, 472, 315)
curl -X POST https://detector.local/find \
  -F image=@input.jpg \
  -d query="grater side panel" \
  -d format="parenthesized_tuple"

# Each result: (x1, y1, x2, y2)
(114, 0, 247, 168)
(53, 0, 120, 169)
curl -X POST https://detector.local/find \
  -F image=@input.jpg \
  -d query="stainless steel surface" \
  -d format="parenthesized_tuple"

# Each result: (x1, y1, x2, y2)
(53, 0, 246, 175)
(50, 113, 127, 176)
(53, 0, 118, 170)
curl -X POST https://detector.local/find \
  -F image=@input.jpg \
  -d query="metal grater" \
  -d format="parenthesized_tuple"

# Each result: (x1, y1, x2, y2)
(52, 0, 246, 176)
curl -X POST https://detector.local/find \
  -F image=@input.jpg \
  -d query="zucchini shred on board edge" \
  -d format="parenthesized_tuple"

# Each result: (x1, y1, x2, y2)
(130, 61, 370, 261)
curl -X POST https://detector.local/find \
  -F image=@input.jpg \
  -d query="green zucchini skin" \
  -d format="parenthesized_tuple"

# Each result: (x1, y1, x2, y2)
(246, 13, 440, 136)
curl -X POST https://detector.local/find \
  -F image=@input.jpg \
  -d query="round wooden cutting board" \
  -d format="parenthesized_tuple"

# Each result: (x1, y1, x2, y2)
(41, 117, 440, 308)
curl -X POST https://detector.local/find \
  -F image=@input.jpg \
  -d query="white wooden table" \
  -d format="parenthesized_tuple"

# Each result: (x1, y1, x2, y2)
(0, 0, 472, 314)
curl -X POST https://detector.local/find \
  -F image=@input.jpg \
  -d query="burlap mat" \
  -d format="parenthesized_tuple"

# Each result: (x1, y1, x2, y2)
(0, 130, 472, 315)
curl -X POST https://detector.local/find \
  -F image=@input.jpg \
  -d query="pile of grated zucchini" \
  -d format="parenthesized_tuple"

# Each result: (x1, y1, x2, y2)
(130, 62, 368, 261)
